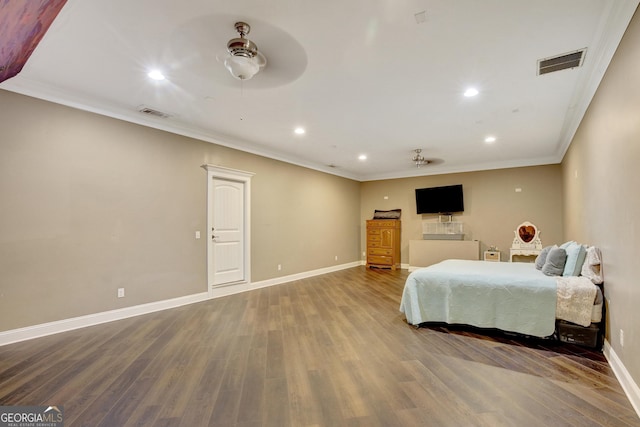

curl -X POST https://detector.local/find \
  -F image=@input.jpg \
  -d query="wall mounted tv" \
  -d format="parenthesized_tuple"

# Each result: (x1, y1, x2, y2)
(415, 184, 464, 214)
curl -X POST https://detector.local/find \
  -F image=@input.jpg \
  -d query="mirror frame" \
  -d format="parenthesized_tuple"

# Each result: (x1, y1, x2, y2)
(511, 221, 542, 249)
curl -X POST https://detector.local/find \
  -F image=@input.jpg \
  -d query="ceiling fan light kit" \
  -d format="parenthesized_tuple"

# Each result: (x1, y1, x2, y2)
(412, 149, 429, 168)
(223, 21, 266, 80)
(224, 55, 260, 80)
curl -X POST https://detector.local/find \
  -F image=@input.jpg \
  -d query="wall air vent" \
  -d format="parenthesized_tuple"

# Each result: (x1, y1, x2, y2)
(537, 48, 586, 75)
(137, 105, 172, 118)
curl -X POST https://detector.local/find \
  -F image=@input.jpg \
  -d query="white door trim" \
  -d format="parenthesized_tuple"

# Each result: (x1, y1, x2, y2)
(202, 164, 254, 296)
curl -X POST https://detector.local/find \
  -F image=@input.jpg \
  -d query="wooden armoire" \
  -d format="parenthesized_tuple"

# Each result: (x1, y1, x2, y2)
(366, 220, 401, 270)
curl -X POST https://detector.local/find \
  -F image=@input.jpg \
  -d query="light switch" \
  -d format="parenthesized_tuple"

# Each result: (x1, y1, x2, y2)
(195, 231, 201, 239)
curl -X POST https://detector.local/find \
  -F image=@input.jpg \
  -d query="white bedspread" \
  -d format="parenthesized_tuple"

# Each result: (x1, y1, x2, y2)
(556, 276, 598, 327)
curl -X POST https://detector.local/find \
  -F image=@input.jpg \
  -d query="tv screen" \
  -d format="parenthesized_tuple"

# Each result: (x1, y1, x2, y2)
(415, 184, 464, 214)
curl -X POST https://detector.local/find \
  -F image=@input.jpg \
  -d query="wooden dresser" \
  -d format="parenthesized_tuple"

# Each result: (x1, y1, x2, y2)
(366, 220, 401, 270)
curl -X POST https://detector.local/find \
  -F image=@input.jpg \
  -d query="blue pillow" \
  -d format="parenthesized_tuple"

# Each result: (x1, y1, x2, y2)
(563, 243, 587, 276)
(560, 241, 576, 250)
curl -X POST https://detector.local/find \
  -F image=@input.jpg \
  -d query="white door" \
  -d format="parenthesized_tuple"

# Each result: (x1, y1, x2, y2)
(211, 178, 245, 286)
(203, 164, 253, 294)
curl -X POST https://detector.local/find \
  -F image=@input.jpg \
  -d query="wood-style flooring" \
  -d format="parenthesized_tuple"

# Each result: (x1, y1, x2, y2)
(0, 266, 638, 426)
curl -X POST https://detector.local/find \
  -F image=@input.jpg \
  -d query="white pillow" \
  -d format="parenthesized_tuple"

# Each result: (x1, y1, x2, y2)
(581, 246, 604, 284)
(563, 242, 587, 276)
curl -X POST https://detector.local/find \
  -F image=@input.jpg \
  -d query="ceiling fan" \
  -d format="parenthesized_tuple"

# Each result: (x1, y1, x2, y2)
(412, 149, 431, 168)
(220, 21, 267, 80)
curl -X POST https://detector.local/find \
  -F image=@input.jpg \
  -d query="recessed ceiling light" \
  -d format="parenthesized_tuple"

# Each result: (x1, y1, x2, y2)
(464, 87, 479, 97)
(147, 70, 166, 81)
(294, 127, 305, 135)
(358, 154, 367, 161)
(485, 136, 496, 143)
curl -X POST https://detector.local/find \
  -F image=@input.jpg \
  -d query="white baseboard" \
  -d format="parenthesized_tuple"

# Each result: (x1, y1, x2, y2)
(209, 261, 362, 298)
(0, 292, 210, 347)
(0, 261, 362, 347)
(603, 339, 640, 418)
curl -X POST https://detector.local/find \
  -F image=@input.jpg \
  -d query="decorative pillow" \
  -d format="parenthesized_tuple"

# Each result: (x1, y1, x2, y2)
(373, 209, 401, 219)
(563, 243, 587, 277)
(560, 241, 576, 250)
(541, 247, 567, 276)
(535, 245, 555, 270)
(581, 246, 604, 284)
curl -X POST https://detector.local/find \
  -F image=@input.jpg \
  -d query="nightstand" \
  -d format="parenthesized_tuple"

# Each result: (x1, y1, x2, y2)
(484, 250, 500, 262)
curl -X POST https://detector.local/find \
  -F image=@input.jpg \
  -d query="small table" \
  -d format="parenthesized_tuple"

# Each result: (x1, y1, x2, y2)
(484, 250, 501, 262)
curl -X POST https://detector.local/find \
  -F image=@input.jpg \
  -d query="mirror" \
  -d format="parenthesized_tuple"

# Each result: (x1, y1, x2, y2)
(512, 221, 542, 250)
(518, 224, 536, 243)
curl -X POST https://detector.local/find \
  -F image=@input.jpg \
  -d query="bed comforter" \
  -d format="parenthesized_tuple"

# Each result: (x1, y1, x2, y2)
(400, 259, 597, 337)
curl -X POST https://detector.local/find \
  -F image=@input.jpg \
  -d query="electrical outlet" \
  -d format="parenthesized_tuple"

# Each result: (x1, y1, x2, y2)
(195, 231, 201, 239)
(117, 288, 125, 298)
(277, 264, 281, 271)
(334, 255, 338, 261)
(620, 329, 625, 347)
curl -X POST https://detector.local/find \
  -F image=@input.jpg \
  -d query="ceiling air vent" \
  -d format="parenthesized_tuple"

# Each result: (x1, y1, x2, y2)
(537, 48, 586, 75)
(137, 105, 172, 118)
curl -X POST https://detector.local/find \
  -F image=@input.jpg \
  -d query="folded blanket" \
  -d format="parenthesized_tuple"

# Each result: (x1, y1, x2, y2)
(556, 276, 597, 327)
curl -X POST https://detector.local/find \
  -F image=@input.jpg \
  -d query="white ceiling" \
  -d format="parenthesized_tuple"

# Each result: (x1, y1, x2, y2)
(2, 0, 638, 181)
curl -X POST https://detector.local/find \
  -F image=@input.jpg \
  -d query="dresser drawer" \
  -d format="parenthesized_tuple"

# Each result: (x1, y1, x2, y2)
(368, 220, 399, 228)
(368, 248, 393, 256)
(367, 233, 381, 242)
(368, 255, 393, 265)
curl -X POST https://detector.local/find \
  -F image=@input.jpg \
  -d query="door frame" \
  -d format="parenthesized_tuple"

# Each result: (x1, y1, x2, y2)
(202, 164, 254, 296)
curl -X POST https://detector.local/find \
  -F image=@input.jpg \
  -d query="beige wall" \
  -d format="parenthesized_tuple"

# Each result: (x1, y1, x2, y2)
(562, 8, 640, 387)
(0, 90, 360, 331)
(360, 165, 564, 264)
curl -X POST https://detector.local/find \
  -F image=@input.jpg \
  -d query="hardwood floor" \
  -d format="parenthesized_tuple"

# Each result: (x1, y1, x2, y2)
(1, 266, 638, 426)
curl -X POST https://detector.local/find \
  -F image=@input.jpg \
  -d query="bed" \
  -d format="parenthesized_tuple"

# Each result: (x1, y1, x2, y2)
(399, 244, 604, 341)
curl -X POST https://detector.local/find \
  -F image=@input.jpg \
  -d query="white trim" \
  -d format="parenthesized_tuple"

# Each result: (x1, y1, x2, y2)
(0, 262, 360, 347)
(201, 164, 255, 180)
(603, 339, 640, 418)
(0, 292, 209, 347)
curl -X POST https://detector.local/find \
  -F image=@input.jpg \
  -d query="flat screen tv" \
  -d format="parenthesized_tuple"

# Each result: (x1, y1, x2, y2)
(415, 184, 464, 214)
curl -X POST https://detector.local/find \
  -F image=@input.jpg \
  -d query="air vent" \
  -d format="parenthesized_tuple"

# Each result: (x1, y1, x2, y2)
(137, 105, 172, 118)
(537, 48, 586, 75)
